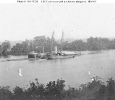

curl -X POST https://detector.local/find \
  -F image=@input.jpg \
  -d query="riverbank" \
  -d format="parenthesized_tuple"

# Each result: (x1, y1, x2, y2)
(0, 76, 115, 100)
(0, 49, 103, 62)
(0, 51, 81, 62)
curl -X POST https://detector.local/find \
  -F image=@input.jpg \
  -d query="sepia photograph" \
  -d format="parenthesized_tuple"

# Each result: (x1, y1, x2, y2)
(0, 0, 115, 100)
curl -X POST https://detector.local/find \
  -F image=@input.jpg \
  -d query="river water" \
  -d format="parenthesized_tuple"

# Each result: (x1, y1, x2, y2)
(0, 50, 115, 90)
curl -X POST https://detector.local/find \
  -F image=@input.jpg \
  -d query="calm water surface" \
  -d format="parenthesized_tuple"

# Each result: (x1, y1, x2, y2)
(0, 50, 115, 90)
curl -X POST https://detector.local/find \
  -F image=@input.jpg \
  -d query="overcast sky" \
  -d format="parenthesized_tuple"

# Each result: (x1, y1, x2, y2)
(0, 4, 115, 41)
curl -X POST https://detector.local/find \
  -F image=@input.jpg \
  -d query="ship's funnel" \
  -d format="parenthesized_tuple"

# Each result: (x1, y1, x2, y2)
(54, 46, 57, 54)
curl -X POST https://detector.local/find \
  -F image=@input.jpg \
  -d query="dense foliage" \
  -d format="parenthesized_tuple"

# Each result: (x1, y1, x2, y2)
(1, 36, 115, 56)
(0, 76, 115, 100)
(0, 40, 10, 56)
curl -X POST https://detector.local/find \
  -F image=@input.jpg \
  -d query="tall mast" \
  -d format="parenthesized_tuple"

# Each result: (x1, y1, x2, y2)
(61, 30, 64, 52)
(43, 46, 44, 53)
(51, 31, 54, 54)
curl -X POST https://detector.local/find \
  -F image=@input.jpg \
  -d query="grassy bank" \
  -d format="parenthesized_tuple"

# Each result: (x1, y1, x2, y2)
(0, 76, 115, 100)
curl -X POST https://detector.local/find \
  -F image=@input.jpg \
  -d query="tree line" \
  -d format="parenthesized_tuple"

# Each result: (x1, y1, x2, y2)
(0, 36, 115, 56)
(0, 76, 115, 100)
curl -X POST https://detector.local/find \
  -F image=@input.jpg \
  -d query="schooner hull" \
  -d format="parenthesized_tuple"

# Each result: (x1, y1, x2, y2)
(47, 54, 75, 60)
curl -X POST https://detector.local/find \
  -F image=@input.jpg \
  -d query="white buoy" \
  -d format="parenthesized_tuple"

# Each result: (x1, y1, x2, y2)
(18, 68, 22, 76)
(91, 78, 94, 81)
(88, 71, 90, 75)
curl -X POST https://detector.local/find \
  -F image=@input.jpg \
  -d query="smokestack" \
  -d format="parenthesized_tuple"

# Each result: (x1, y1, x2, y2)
(54, 46, 57, 54)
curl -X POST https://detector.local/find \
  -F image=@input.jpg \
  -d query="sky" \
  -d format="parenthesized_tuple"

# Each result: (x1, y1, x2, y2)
(0, 3, 115, 41)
